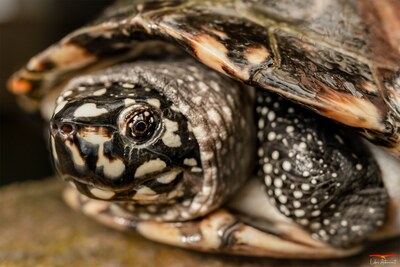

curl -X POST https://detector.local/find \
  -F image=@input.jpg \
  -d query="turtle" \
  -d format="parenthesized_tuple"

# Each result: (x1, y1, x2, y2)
(7, 0, 400, 259)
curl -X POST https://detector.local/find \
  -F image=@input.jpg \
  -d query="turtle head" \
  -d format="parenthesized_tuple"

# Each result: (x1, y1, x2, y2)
(50, 82, 202, 204)
(49, 60, 254, 221)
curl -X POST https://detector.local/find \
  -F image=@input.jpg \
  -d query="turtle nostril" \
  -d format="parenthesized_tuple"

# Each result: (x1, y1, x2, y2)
(60, 123, 75, 135)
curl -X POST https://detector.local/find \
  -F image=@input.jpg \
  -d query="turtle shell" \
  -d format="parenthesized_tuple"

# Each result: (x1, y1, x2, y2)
(8, 0, 400, 155)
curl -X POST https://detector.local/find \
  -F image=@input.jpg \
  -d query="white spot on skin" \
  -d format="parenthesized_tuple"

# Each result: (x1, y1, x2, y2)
(298, 219, 309, 225)
(311, 210, 321, 217)
(267, 132, 276, 141)
(282, 138, 289, 146)
(311, 197, 318, 204)
(301, 184, 310, 191)
(294, 209, 305, 217)
(278, 195, 287, 204)
(282, 161, 292, 171)
(54, 100, 68, 115)
(293, 201, 301, 208)
(79, 131, 125, 179)
(267, 111, 276, 121)
(191, 167, 202, 173)
(183, 158, 197, 166)
(356, 164, 363, 170)
(162, 119, 182, 148)
(90, 187, 115, 199)
(286, 126, 294, 133)
(124, 99, 136, 106)
(265, 175, 272, 186)
(299, 142, 307, 149)
(134, 159, 166, 177)
(274, 188, 282, 196)
(93, 88, 107, 96)
(135, 186, 157, 195)
(65, 140, 85, 167)
(63, 90, 73, 97)
(170, 104, 179, 112)
(310, 222, 321, 229)
(319, 230, 327, 236)
(101, 158, 125, 179)
(261, 107, 268, 115)
(274, 178, 283, 188)
(222, 106, 232, 121)
(156, 170, 181, 184)
(271, 151, 280, 160)
(193, 96, 202, 105)
(293, 191, 303, 199)
(369, 208, 375, 214)
(258, 119, 265, 129)
(263, 163, 273, 174)
(146, 98, 161, 108)
(121, 83, 135, 88)
(207, 109, 222, 124)
(74, 103, 108, 118)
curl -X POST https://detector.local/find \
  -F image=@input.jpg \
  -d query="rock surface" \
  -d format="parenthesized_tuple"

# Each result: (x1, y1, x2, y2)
(1, 178, 399, 267)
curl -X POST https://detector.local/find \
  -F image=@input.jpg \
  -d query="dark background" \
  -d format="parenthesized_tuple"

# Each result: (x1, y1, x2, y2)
(0, 0, 112, 186)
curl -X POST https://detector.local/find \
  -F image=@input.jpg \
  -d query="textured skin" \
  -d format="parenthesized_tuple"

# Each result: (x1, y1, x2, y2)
(52, 85, 202, 205)
(52, 59, 255, 221)
(63, 186, 361, 259)
(255, 92, 388, 247)
(8, 0, 400, 155)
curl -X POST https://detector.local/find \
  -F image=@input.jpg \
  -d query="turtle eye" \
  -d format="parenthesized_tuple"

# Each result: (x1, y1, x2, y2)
(128, 110, 156, 140)
(118, 104, 161, 143)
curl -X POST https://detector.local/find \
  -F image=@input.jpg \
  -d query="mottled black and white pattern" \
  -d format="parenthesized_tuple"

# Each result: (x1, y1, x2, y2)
(51, 58, 254, 221)
(255, 91, 388, 247)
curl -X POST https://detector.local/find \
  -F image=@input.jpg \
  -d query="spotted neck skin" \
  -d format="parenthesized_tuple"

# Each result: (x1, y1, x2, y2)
(255, 91, 388, 248)
(51, 59, 254, 221)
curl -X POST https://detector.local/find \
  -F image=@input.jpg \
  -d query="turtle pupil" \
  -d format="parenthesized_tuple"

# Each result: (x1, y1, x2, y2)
(128, 110, 156, 141)
(134, 121, 148, 134)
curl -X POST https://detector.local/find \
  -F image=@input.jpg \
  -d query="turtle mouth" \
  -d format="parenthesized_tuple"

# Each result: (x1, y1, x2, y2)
(63, 168, 184, 202)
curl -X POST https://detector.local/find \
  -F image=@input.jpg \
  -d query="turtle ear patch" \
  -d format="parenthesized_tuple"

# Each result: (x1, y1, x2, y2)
(256, 92, 389, 248)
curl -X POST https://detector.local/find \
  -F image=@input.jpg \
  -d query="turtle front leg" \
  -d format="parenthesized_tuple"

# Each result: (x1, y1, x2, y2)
(63, 186, 360, 259)
(254, 91, 389, 248)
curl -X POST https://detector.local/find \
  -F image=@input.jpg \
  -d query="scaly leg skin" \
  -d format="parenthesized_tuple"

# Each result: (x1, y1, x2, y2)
(254, 91, 389, 248)
(63, 186, 360, 259)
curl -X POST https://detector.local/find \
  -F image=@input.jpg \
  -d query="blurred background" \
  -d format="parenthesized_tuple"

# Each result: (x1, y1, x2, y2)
(0, 0, 112, 186)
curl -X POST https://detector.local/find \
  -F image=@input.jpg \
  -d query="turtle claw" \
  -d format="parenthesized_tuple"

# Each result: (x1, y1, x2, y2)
(63, 186, 361, 258)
